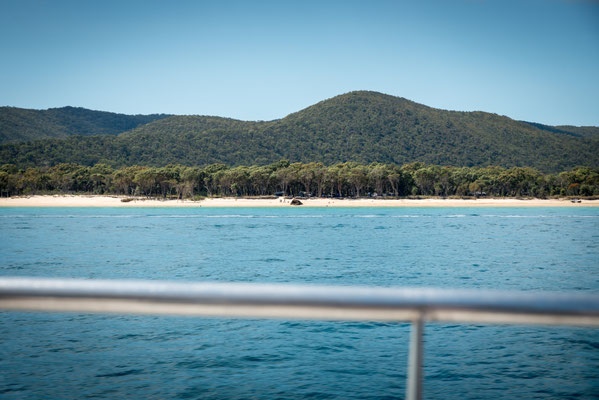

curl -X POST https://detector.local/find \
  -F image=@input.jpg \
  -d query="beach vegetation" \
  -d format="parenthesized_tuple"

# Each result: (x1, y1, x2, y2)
(1, 162, 597, 199)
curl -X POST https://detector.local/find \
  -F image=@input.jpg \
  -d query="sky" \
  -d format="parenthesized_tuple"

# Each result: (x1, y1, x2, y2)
(0, 0, 598, 126)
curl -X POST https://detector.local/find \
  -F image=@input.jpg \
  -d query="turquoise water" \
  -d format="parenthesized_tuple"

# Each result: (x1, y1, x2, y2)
(1, 207, 598, 399)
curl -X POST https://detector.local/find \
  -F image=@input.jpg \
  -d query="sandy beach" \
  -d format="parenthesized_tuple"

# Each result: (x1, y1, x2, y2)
(0, 195, 597, 207)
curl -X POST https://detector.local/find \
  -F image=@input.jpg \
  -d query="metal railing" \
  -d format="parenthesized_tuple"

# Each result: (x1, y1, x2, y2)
(1, 277, 599, 400)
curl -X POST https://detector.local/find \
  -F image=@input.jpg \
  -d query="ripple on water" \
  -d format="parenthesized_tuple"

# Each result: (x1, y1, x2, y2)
(1, 207, 598, 399)
(96, 369, 144, 378)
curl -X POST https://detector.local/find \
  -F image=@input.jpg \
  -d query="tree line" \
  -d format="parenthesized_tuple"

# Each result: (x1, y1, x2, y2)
(1, 161, 597, 198)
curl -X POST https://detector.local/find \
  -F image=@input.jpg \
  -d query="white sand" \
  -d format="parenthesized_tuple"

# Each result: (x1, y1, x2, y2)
(0, 195, 597, 207)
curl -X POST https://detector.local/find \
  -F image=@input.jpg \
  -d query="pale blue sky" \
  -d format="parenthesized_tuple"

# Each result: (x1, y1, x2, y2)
(1, 0, 598, 125)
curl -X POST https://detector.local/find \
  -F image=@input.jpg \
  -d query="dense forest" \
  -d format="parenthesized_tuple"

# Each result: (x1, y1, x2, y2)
(0, 106, 171, 143)
(1, 92, 597, 173)
(2, 161, 597, 199)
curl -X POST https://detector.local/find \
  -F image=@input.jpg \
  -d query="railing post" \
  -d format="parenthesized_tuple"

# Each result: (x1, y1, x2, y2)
(406, 316, 424, 400)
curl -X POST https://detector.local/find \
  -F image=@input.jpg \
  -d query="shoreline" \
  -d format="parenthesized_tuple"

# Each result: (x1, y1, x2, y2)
(0, 195, 597, 208)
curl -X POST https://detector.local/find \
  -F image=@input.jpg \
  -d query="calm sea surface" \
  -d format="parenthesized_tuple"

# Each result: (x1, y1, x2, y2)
(1, 207, 598, 399)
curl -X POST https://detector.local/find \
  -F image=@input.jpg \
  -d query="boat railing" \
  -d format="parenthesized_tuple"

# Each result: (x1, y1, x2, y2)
(1, 277, 598, 400)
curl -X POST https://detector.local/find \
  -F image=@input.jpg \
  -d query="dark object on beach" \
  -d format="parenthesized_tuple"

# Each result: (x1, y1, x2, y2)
(290, 198, 303, 206)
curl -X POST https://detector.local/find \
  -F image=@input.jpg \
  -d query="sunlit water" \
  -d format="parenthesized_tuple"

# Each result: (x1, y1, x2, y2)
(1, 207, 598, 399)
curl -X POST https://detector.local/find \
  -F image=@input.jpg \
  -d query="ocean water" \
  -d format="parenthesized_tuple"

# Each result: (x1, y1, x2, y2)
(0, 207, 598, 399)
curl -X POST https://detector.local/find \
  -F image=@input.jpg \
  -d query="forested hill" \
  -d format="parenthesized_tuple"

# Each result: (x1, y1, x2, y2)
(1, 91, 598, 172)
(553, 125, 599, 138)
(0, 106, 171, 143)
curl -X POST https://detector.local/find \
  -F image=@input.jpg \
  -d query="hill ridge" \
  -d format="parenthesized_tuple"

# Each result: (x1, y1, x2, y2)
(1, 91, 597, 172)
(0, 106, 172, 143)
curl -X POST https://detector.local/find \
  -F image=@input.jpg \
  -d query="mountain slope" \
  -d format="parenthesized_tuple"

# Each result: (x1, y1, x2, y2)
(0, 106, 171, 143)
(554, 125, 599, 138)
(1, 91, 597, 172)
